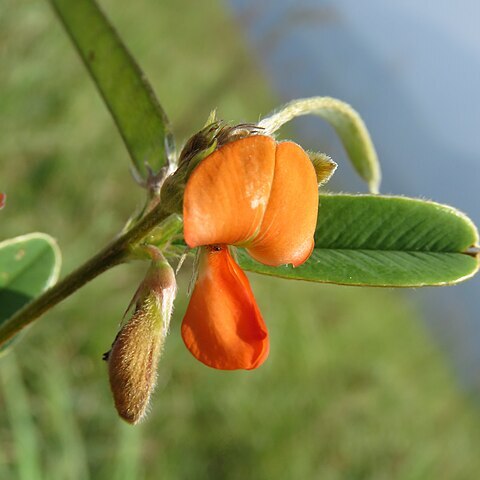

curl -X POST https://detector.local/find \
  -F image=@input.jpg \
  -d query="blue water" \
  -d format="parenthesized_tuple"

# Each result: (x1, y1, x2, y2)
(229, 0, 480, 388)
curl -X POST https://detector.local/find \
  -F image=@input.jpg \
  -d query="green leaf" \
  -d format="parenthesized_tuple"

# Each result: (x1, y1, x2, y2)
(239, 194, 479, 287)
(0, 233, 61, 352)
(258, 97, 381, 193)
(50, 0, 175, 179)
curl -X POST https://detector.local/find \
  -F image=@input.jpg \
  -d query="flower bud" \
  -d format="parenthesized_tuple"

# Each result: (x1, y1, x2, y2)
(105, 251, 176, 424)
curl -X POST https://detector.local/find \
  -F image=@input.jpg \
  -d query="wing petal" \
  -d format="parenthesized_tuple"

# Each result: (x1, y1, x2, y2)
(247, 141, 318, 266)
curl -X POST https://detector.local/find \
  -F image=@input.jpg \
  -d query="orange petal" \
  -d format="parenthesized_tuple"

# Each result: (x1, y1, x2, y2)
(247, 141, 318, 267)
(183, 135, 276, 248)
(181, 245, 269, 370)
(0, 193, 5, 210)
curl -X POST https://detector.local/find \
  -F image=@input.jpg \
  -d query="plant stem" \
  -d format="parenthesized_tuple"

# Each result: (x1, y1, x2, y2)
(0, 204, 170, 347)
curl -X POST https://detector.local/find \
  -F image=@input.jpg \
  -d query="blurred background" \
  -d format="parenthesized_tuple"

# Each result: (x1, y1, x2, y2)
(1, 0, 479, 478)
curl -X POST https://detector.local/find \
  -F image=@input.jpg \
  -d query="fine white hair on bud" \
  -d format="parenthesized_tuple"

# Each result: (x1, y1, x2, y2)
(105, 250, 176, 424)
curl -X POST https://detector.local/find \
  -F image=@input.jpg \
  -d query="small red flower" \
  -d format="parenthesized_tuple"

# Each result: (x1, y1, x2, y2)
(0, 193, 5, 210)
(181, 135, 319, 370)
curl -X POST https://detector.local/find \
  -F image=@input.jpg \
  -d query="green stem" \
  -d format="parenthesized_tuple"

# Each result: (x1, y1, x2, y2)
(0, 205, 170, 347)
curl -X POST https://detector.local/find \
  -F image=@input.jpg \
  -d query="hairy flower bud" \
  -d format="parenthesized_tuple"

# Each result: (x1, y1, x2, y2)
(105, 252, 176, 424)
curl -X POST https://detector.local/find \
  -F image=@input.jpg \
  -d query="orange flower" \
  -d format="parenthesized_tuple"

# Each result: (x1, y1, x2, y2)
(181, 135, 318, 370)
(0, 193, 5, 210)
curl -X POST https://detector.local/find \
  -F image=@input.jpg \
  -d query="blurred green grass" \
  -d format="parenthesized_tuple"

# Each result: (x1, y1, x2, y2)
(1, 0, 480, 479)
